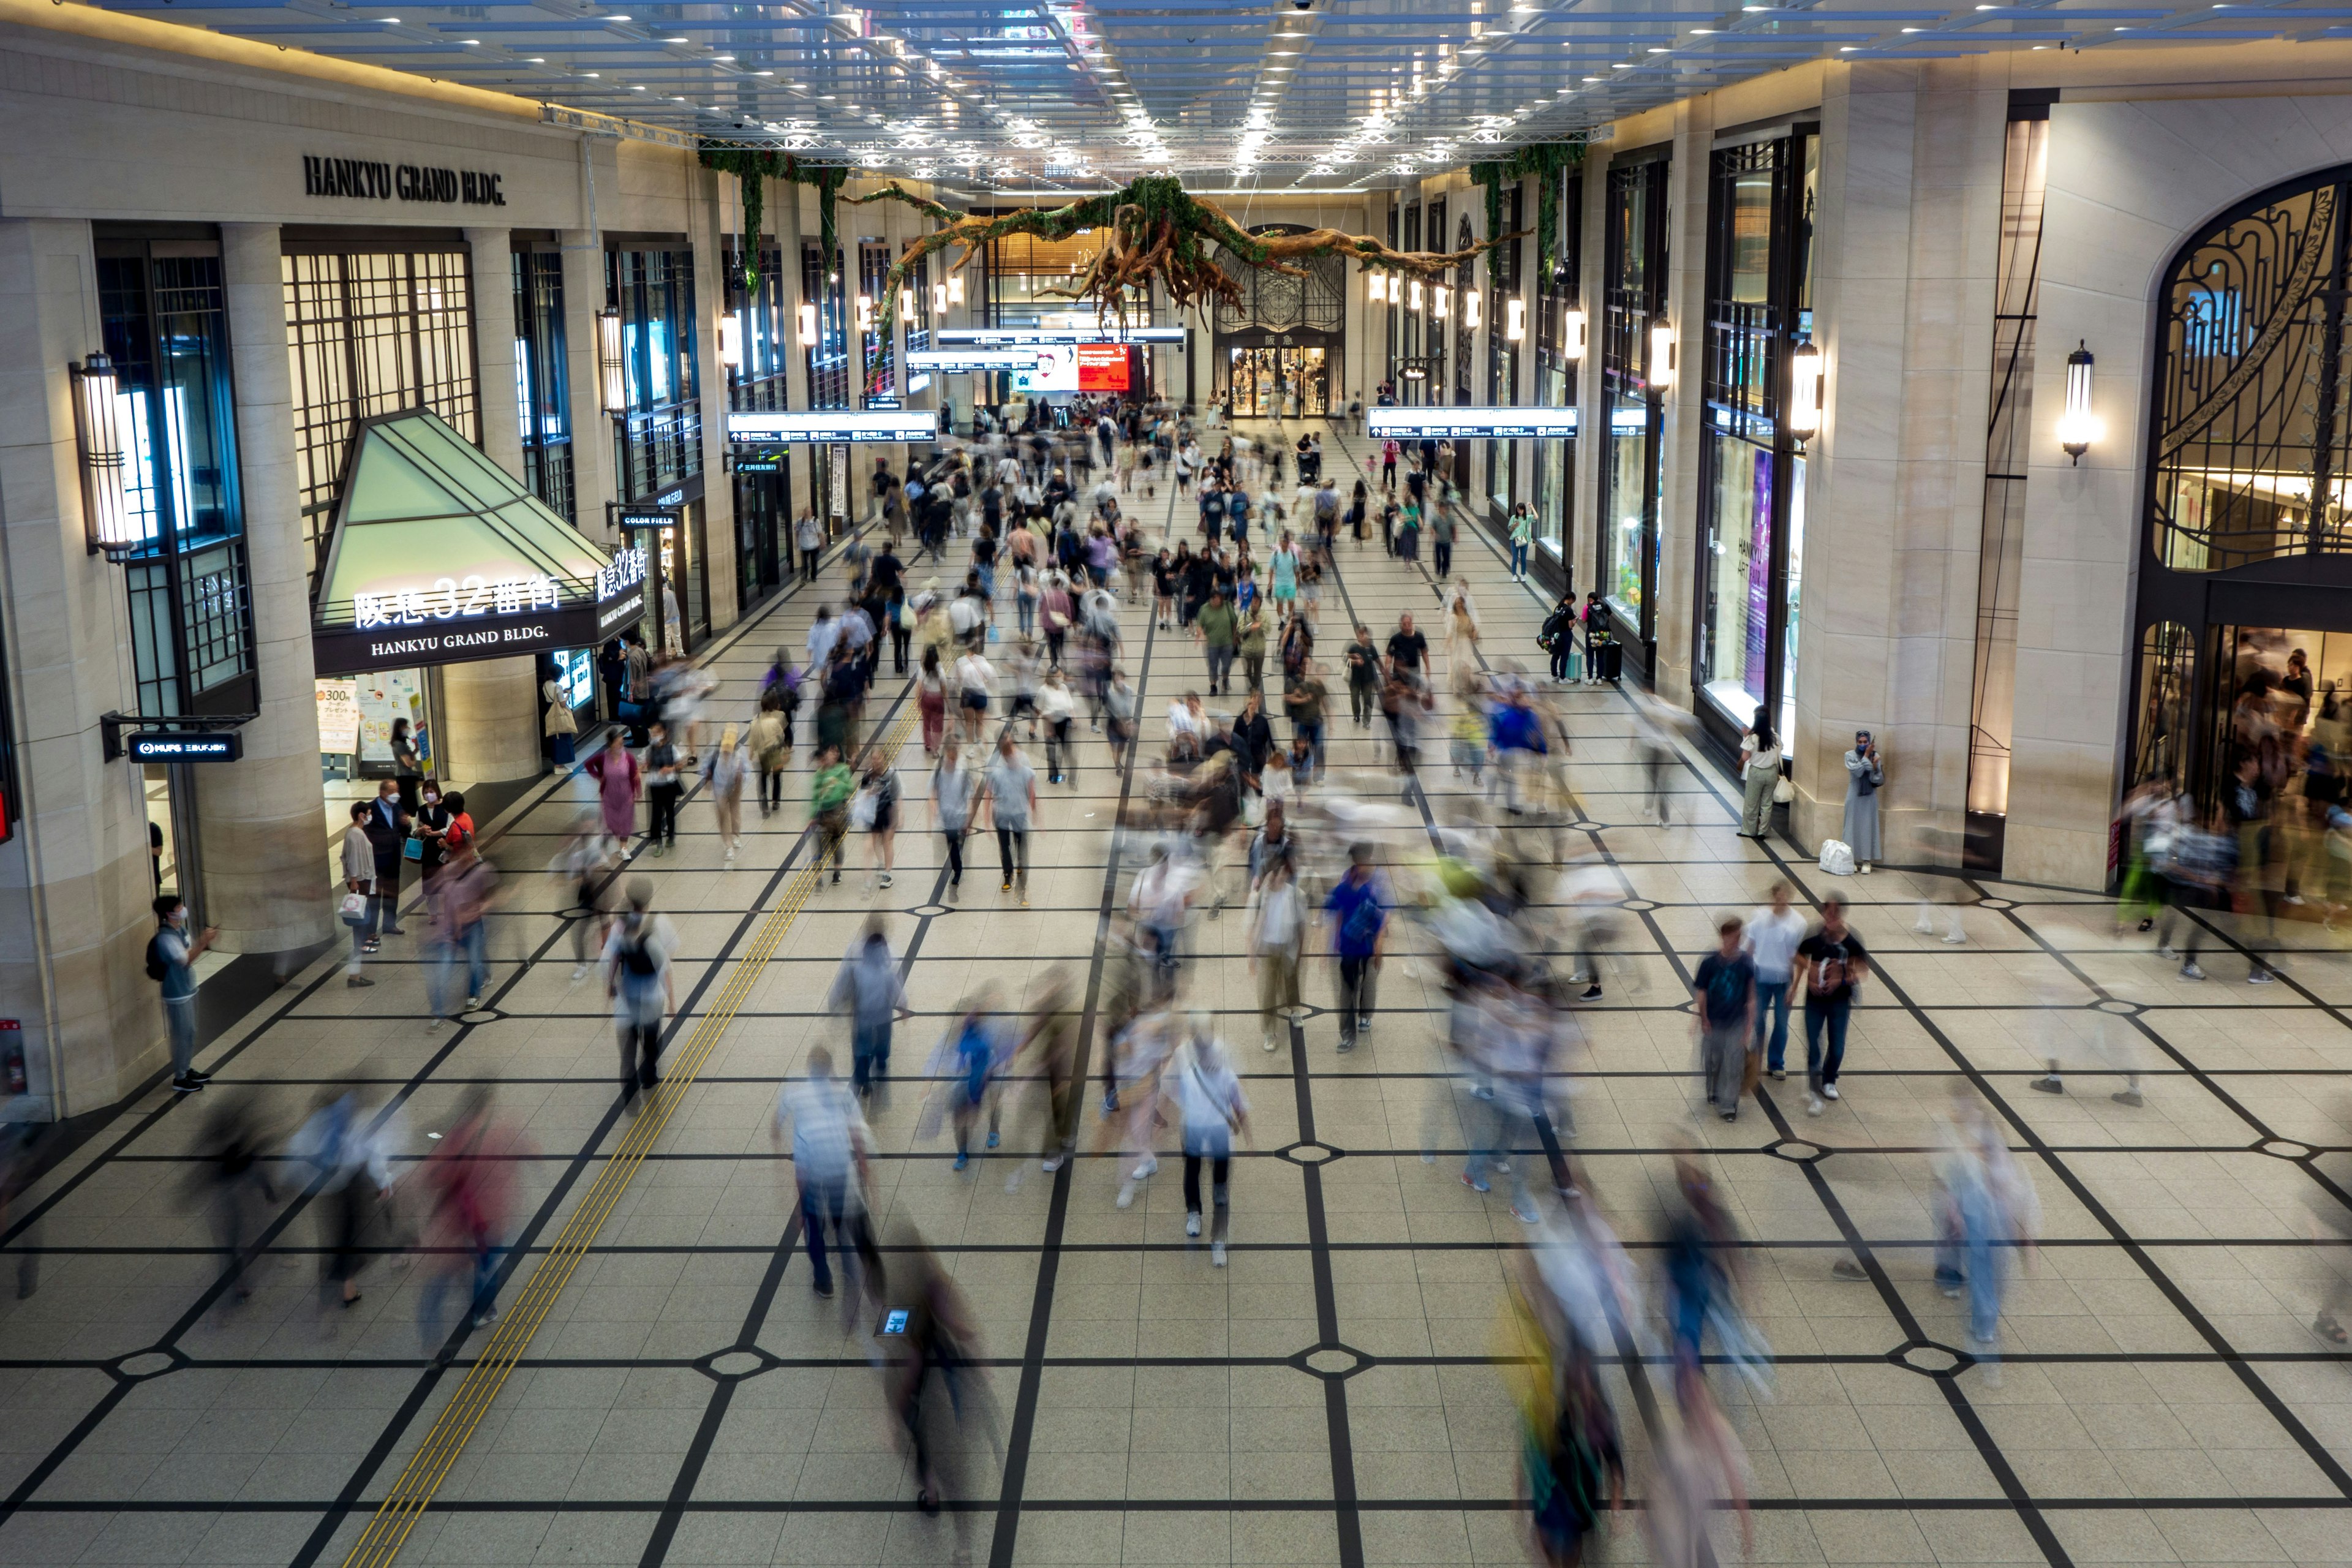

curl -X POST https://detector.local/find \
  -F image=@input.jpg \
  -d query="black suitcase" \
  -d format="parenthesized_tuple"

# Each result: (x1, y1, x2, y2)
(1589, 639, 1623, 684)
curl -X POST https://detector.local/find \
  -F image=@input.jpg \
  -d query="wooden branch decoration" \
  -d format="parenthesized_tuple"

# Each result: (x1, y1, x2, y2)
(841, 175, 1525, 396)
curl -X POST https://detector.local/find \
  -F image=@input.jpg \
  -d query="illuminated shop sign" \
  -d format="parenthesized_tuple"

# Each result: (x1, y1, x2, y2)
(126, 732, 242, 763)
(1366, 407, 1579, 440)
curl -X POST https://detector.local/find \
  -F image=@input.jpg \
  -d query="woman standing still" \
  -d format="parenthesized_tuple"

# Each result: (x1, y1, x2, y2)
(1506, 502, 1534, 581)
(1736, 710, 1781, 839)
(1843, 730, 1885, 873)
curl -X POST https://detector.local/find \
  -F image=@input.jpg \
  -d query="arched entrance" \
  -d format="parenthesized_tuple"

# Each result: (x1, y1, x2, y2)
(1214, 223, 1344, 420)
(2129, 165, 2352, 816)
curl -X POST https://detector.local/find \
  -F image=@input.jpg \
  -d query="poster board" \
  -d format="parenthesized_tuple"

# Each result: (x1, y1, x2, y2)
(354, 671, 428, 767)
(315, 678, 361, 754)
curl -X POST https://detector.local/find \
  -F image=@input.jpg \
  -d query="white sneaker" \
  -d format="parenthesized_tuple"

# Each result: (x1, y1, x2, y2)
(1041, 1156, 1063, 1173)
(1186, 1212, 1202, 1237)
(1132, 1156, 1158, 1180)
(1807, 1095, 1825, 1116)
(571, 963, 589, 981)
(1263, 1031, 1278, 1052)
(1211, 1241, 1227, 1267)
(1823, 1084, 1840, 1101)
(1117, 1180, 1137, 1209)
(2180, 962, 2207, 981)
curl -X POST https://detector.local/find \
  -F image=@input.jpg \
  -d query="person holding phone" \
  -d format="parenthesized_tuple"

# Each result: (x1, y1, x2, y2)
(1843, 729, 1885, 873)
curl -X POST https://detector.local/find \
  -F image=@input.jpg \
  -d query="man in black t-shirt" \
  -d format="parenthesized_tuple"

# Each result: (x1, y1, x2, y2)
(1794, 896, 1870, 1114)
(1344, 625, 1382, 728)
(1385, 612, 1430, 691)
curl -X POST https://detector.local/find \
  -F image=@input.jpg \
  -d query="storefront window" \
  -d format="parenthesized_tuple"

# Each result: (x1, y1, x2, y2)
(284, 244, 477, 582)
(512, 246, 573, 526)
(1530, 170, 1581, 580)
(804, 239, 850, 410)
(1600, 157, 1669, 652)
(608, 247, 701, 504)
(1694, 130, 1815, 745)
(100, 237, 257, 718)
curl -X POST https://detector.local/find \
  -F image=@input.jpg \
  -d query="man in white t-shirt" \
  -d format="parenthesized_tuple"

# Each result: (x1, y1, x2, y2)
(1741, 880, 1807, 1082)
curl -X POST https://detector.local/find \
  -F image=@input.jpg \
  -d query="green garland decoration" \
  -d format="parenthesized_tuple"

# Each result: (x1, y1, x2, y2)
(696, 149, 850, 294)
(1469, 140, 1587, 290)
(839, 173, 1520, 394)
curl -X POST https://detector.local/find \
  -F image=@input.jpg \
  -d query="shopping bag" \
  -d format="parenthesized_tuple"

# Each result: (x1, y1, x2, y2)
(339, 891, 369, 924)
(1817, 840, 1856, 876)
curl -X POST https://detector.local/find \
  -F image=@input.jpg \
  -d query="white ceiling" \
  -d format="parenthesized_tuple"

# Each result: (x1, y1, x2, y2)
(86, 0, 2352, 192)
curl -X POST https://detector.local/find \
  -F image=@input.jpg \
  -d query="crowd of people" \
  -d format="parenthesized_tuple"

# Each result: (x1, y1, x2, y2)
(122, 394, 2081, 1568)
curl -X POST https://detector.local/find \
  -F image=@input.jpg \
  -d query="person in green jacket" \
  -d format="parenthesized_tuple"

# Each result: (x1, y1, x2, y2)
(1238, 601, 1269, 695)
(810, 745, 856, 885)
(1196, 587, 1239, 697)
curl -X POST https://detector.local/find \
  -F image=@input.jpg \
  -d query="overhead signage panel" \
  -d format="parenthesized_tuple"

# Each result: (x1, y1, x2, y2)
(935, 326, 1185, 346)
(907, 349, 1036, 372)
(1366, 407, 1579, 440)
(725, 410, 939, 444)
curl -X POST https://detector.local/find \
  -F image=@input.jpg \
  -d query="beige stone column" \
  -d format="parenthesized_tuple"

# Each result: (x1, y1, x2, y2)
(211, 223, 336, 955)
(1570, 157, 1608, 597)
(692, 160, 741, 633)
(562, 227, 617, 547)
(1651, 98, 1713, 709)
(0, 218, 176, 1114)
(778, 180, 815, 524)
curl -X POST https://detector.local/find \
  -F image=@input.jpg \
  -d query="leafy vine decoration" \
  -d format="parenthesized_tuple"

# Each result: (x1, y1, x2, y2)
(829, 175, 1522, 394)
(1469, 141, 1587, 289)
(697, 149, 850, 293)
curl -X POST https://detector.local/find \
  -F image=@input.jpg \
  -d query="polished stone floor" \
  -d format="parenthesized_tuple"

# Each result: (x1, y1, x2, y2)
(2, 426, 2351, 1568)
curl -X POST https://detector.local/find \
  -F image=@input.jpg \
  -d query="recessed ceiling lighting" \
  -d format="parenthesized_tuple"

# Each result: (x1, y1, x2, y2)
(525, 56, 544, 61)
(663, 36, 688, 42)
(1611, 61, 1633, 67)
(605, 12, 630, 18)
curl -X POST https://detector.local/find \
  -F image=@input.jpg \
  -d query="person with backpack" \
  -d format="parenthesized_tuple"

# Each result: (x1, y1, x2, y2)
(1322, 842, 1390, 1052)
(149, 894, 217, 1093)
(603, 878, 675, 1099)
(1540, 595, 1577, 684)
(750, 693, 791, 817)
(1795, 897, 1870, 1115)
(1169, 1019, 1250, 1265)
(1692, 916, 1758, 1122)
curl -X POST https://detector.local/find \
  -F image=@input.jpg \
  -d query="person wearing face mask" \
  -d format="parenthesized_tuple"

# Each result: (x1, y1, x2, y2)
(1843, 730, 1885, 874)
(363, 780, 411, 946)
(413, 780, 456, 906)
(148, 894, 219, 1094)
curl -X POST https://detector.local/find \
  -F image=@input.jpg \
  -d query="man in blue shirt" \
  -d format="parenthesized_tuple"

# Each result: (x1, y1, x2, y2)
(149, 894, 218, 1093)
(1487, 687, 1551, 814)
(1321, 843, 1390, 1052)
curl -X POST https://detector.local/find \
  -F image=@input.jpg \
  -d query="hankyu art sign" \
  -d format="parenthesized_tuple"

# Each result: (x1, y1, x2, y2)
(303, 154, 507, 207)
(314, 555, 647, 676)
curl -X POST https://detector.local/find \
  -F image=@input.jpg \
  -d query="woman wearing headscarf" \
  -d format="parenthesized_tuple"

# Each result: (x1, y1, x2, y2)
(1736, 709, 1781, 839)
(1843, 729, 1885, 873)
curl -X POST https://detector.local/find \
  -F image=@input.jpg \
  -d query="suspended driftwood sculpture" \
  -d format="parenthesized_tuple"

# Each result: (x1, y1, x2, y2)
(839, 174, 1521, 391)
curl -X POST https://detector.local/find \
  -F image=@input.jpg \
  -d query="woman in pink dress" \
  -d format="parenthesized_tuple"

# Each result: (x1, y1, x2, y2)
(582, 731, 641, 842)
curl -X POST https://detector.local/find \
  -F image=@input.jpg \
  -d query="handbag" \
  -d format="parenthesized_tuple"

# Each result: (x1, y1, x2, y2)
(1773, 773, 1795, 805)
(402, 837, 424, 862)
(339, 891, 369, 924)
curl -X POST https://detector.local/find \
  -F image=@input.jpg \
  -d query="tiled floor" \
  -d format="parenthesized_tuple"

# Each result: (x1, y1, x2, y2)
(4, 427, 2351, 1568)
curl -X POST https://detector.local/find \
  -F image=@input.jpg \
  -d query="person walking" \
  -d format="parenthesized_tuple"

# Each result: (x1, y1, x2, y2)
(147, 894, 217, 1093)
(418, 1085, 523, 1338)
(980, 733, 1038, 904)
(1169, 1019, 1250, 1266)
(774, 1046, 878, 1300)
(287, 1082, 401, 1310)
(810, 744, 855, 886)
(710, 722, 748, 863)
(1692, 916, 1758, 1122)
(1842, 730, 1885, 873)
(1795, 896, 1869, 1115)
(1428, 495, 1457, 580)
(604, 878, 676, 1099)
(1196, 586, 1238, 697)
(1323, 842, 1390, 1052)
(918, 646, 948, 756)
(750, 696, 790, 818)
(339, 804, 378, 988)
(1742, 881, 1805, 1082)
(931, 738, 977, 902)
(1248, 853, 1304, 1052)
(642, 721, 683, 856)
(1737, 710, 1781, 839)
(796, 510, 825, 583)
(1345, 625, 1381, 729)
(584, 729, 641, 843)
(861, 752, 901, 890)
(830, 920, 908, 1099)
(428, 840, 499, 1025)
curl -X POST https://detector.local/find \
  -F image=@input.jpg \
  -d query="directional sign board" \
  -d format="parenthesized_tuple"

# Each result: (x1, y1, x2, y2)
(906, 349, 1038, 372)
(934, 326, 1185, 346)
(1366, 407, 1579, 440)
(725, 410, 938, 444)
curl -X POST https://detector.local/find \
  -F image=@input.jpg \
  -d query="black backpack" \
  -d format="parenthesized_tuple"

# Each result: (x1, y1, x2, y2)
(145, 931, 171, 984)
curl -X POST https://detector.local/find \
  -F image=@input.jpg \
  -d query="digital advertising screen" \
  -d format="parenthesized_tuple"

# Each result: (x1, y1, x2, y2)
(1076, 344, 1131, 393)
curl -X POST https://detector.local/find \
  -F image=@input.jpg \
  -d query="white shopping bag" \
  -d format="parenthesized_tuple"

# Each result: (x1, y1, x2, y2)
(1817, 839, 1856, 876)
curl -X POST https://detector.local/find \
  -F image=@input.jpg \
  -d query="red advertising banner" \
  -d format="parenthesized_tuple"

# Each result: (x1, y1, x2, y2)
(1075, 343, 1131, 393)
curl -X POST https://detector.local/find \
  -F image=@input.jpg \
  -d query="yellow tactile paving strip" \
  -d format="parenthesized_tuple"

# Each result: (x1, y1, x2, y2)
(338, 700, 921, 1568)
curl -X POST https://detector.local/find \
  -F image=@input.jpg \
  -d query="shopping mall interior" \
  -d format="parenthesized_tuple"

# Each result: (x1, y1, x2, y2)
(2, 2, 2352, 1566)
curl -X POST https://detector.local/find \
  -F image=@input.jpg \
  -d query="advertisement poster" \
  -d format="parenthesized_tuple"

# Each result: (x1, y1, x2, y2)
(315, 678, 361, 754)
(355, 671, 429, 767)
(1076, 343, 1131, 393)
(1011, 344, 1080, 394)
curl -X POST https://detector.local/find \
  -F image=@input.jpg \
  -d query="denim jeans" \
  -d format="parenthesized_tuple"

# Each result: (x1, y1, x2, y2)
(1753, 978, 1792, 1071)
(1804, 996, 1851, 1092)
(420, 1239, 504, 1340)
(852, 1019, 892, 1094)
(1510, 541, 1529, 576)
(1295, 719, 1324, 780)
(1205, 645, 1235, 691)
